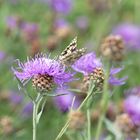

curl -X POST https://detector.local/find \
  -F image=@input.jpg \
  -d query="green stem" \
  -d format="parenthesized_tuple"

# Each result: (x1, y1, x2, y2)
(95, 63, 110, 140)
(87, 109, 91, 140)
(32, 94, 43, 140)
(55, 84, 95, 140)
(33, 101, 37, 140)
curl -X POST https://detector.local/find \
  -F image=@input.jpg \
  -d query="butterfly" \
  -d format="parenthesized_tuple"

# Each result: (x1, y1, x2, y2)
(59, 37, 86, 65)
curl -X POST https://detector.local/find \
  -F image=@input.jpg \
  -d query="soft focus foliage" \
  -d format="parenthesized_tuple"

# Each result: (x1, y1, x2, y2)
(0, 0, 140, 140)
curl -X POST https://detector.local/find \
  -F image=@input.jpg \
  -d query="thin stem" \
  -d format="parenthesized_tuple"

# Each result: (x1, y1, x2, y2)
(32, 94, 43, 140)
(95, 63, 110, 140)
(33, 101, 37, 140)
(55, 84, 95, 140)
(87, 109, 91, 140)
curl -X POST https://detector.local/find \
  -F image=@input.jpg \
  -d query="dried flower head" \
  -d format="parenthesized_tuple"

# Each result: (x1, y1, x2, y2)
(0, 116, 14, 135)
(101, 35, 125, 61)
(115, 113, 138, 139)
(68, 110, 86, 130)
(59, 37, 86, 66)
(81, 67, 104, 92)
(13, 54, 74, 93)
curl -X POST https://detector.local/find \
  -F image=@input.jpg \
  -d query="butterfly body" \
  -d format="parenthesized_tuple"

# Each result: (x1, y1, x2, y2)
(59, 37, 86, 65)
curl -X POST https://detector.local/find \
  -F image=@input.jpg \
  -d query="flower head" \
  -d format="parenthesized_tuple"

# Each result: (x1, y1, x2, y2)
(100, 35, 125, 61)
(124, 87, 140, 126)
(53, 89, 80, 112)
(72, 52, 102, 75)
(13, 54, 74, 92)
(112, 23, 140, 50)
(48, 0, 72, 14)
(72, 52, 126, 86)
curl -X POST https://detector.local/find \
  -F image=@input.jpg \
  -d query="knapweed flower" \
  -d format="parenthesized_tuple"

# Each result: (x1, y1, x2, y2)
(72, 52, 102, 76)
(100, 35, 125, 61)
(112, 23, 140, 50)
(124, 92, 140, 126)
(13, 54, 74, 92)
(53, 89, 80, 112)
(72, 52, 126, 88)
(48, 0, 72, 14)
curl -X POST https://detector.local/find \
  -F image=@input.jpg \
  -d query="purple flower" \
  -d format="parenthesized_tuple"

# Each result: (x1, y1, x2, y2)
(0, 51, 6, 61)
(9, 91, 23, 105)
(54, 18, 69, 29)
(75, 16, 89, 31)
(21, 23, 38, 35)
(13, 54, 74, 87)
(6, 16, 17, 30)
(72, 52, 102, 75)
(72, 52, 126, 86)
(109, 67, 127, 86)
(53, 89, 80, 112)
(124, 95, 140, 126)
(48, 0, 72, 14)
(112, 23, 140, 50)
(22, 102, 33, 117)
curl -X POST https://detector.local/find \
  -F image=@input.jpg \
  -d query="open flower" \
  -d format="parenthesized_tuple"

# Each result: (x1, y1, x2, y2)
(112, 23, 140, 50)
(72, 52, 126, 86)
(72, 52, 102, 75)
(124, 87, 140, 126)
(48, 0, 72, 14)
(12, 54, 74, 92)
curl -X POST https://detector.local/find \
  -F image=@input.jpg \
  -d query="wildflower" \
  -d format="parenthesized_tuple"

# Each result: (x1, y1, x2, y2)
(72, 52, 126, 91)
(100, 35, 125, 61)
(124, 91, 140, 126)
(13, 54, 74, 92)
(53, 89, 80, 112)
(112, 23, 140, 50)
(48, 0, 72, 14)
(68, 110, 86, 130)
(72, 52, 102, 75)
